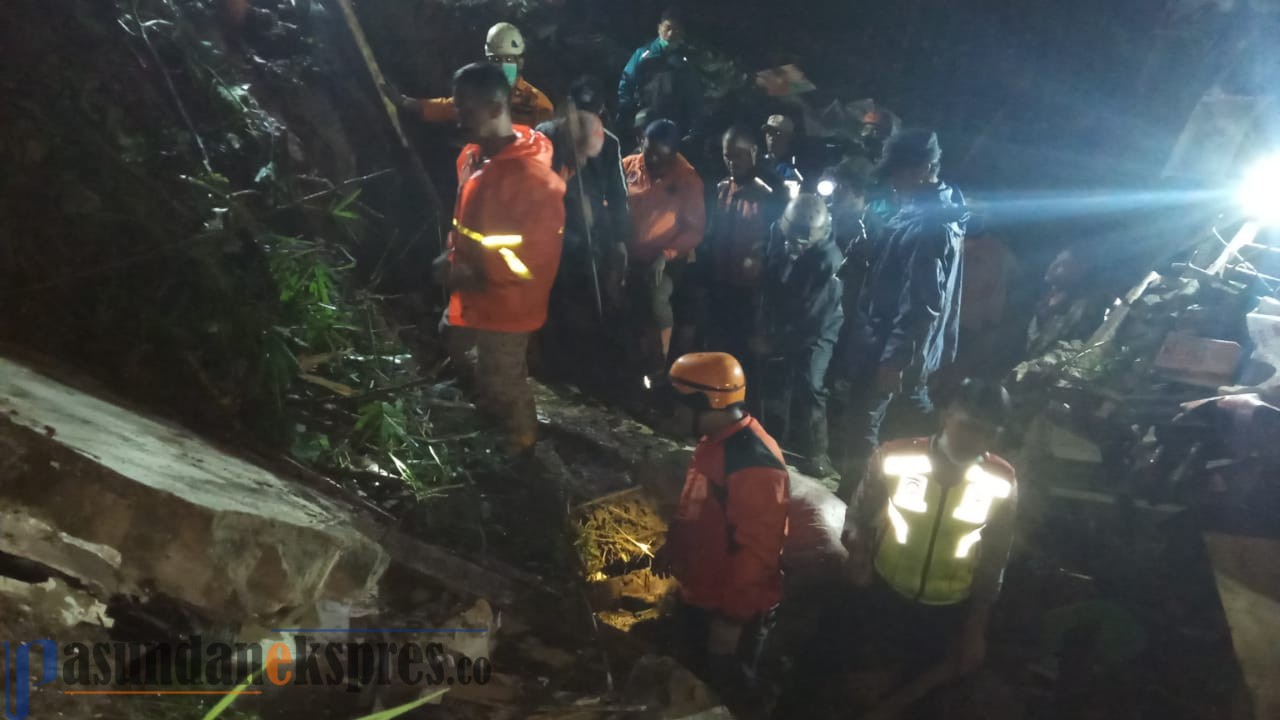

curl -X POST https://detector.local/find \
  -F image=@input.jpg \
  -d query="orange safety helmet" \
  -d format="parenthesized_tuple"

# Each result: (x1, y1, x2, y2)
(669, 352, 747, 410)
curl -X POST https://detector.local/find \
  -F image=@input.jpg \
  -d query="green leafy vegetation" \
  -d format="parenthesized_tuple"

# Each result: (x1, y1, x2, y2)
(0, 0, 504, 515)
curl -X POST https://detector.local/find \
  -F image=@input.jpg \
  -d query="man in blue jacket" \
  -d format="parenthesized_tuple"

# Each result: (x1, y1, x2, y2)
(616, 8, 702, 140)
(837, 129, 967, 496)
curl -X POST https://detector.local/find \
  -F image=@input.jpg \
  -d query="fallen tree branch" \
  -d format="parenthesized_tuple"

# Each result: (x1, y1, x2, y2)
(274, 456, 396, 522)
(572, 486, 643, 513)
(337, 377, 476, 410)
(272, 168, 396, 213)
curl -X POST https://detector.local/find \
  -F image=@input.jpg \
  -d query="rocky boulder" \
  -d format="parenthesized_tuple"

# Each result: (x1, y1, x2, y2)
(0, 356, 388, 627)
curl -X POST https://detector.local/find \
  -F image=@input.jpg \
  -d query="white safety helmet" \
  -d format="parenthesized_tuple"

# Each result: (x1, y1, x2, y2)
(485, 22, 526, 58)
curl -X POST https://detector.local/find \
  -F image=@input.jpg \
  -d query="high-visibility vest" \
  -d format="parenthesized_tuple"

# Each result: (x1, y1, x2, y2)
(873, 452, 1013, 605)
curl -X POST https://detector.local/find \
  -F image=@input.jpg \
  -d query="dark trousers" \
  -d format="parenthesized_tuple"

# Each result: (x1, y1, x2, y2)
(761, 341, 835, 464)
(777, 578, 966, 718)
(833, 367, 937, 497)
(445, 326, 536, 453)
(675, 603, 778, 691)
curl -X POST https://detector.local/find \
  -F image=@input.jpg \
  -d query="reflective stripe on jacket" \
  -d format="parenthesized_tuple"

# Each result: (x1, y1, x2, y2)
(446, 126, 566, 332)
(846, 437, 1017, 606)
(622, 152, 705, 264)
(418, 77, 556, 128)
(669, 415, 790, 621)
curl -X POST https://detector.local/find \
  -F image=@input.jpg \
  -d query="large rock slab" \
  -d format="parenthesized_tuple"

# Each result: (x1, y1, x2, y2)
(0, 357, 387, 625)
(534, 382, 692, 507)
(1204, 532, 1280, 720)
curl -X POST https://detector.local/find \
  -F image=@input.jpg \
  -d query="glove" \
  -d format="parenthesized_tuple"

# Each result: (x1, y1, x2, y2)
(650, 542, 679, 579)
(380, 82, 417, 111)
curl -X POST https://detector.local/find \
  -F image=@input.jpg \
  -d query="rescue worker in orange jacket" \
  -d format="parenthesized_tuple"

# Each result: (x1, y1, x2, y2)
(841, 378, 1017, 710)
(623, 120, 706, 370)
(653, 352, 789, 692)
(436, 63, 565, 454)
(392, 23, 555, 128)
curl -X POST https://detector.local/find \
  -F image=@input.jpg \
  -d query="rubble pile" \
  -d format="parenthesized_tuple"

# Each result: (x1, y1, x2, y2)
(1011, 258, 1280, 509)
(1003, 237, 1280, 719)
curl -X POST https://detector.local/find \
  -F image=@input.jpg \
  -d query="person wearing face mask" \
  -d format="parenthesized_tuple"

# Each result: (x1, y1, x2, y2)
(390, 22, 555, 128)
(839, 379, 1016, 714)
(617, 8, 703, 141)
(753, 195, 844, 479)
(652, 352, 789, 699)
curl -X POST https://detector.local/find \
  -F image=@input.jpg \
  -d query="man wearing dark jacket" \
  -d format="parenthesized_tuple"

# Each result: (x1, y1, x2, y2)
(617, 7, 702, 138)
(756, 194, 844, 478)
(536, 77, 631, 319)
(838, 130, 967, 494)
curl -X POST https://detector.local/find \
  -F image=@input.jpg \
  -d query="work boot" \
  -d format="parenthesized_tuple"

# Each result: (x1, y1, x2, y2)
(796, 454, 839, 481)
(795, 409, 838, 480)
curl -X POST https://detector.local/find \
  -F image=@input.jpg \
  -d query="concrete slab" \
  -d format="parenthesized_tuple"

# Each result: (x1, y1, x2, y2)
(0, 357, 387, 625)
(1204, 532, 1280, 720)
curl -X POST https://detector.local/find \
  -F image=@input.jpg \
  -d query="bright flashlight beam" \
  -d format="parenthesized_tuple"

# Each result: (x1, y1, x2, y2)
(947, 188, 1221, 224)
(1238, 153, 1280, 225)
(817, 179, 836, 197)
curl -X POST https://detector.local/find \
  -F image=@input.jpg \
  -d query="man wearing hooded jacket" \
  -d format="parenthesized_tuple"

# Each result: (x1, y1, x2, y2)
(837, 129, 967, 495)
(438, 63, 565, 455)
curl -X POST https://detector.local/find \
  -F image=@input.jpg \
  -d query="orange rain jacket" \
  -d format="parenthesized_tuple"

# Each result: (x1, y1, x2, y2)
(446, 126, 566, 333)
(622, 152, 706, 264)
(418, 77, 556, 128)
(708, 176, 780, 288)
(667, 415, 790, 621)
